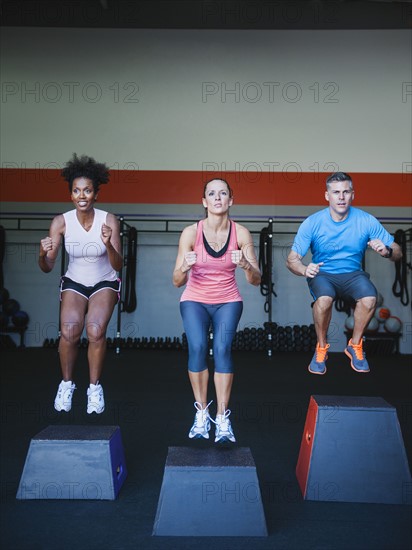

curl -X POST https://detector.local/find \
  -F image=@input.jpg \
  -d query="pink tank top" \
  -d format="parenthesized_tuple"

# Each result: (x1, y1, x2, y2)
(180, 219, 242, 304)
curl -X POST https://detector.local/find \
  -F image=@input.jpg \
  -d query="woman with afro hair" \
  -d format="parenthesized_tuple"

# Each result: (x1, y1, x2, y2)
(39, 154, 123, 414)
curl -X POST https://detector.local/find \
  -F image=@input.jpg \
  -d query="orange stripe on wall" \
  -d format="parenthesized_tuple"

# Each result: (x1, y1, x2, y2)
(0, 169, 411, 206)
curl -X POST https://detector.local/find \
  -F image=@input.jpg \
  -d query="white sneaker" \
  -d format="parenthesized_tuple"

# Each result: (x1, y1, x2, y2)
(188, 401, 212, 439)
(215, 410, 236, 443)
(54, 380, 76, 412)
(87, 383, 105, 414)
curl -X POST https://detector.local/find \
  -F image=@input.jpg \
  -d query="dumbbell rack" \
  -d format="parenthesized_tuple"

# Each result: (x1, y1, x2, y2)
(0, 325, 27, 349)
(344, 330, 401, 355)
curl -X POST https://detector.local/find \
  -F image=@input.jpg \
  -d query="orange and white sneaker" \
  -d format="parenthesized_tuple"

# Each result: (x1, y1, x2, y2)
(345, 338, 370, 373)
(308, 343, 330, 375)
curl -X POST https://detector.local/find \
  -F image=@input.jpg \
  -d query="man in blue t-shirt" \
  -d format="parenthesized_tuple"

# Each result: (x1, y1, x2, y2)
(286, 172, 402, 374)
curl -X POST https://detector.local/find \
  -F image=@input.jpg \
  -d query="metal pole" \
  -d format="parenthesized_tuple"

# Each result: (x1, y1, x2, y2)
(58, 236, 66, 341)
(115, 217, 125, 355)
(268, 218, 273, 324)
(267, 218, 273, 357)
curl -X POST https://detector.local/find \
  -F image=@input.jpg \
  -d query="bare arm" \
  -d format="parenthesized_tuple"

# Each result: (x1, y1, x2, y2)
(172, 225, 197, 288)
(368, 240, 402, 263)
(232, 224, 261, 286)
(286, 250, 323, 278)
(38, 215, 65, 273)
(101, 213, 123, 272)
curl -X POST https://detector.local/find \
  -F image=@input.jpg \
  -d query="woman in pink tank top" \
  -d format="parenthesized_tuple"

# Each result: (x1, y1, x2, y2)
(173, 178, 261, 444)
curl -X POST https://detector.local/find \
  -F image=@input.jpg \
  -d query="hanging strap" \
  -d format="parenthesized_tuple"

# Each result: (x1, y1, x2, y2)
(123, 226, 138, 313)
(392, 228, 410, 308)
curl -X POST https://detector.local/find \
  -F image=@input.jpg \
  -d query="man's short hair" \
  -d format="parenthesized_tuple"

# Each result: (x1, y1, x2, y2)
(326, 172, 353, 190)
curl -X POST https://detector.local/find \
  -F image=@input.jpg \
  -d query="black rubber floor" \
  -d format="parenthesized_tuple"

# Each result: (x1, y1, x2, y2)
(1, 348, 411, 550)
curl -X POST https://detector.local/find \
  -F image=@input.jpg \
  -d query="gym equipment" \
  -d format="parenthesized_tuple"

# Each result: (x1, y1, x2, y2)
(11, 310, 29, 328)
(0, 311, 9, 329)
(153, 446, 268, 536)
(16, 425, 127, 500)
(1, 297, 28, 348)
(42, 338, 59, 348)
(0, 287, 10, 305)
(392, 228, 411, 307)
(384, 316, 402, 333)
(365, 316, 379, 332)
(334, 297, 355, 315)
(115, 219, 138, 354)
(376, 292, 384, 307)
(2, 298, 20, 316)
(101, 324, 324, 354)
(259, 219, 277, 356)
(344, 315, 355, 331)
(0, 226, 4, 289)
(345, 330, 401, 355)
(375, 306, 391, 322)
(0, 334, 16, 349)
(122, 223, 137, 313)
(296, 395, 411, 504)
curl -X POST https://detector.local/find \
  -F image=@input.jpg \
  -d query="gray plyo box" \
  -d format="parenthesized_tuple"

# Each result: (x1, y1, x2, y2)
(296, 395, 412, 505)
(16, 425, 127, 500)
(153, 446, 268, 536)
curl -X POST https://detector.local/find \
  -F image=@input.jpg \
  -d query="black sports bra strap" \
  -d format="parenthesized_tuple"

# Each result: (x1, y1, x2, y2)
(203, 221, 232, 258)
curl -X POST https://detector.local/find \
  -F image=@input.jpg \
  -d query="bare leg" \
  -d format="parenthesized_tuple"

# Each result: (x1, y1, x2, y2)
(188, 369, 209, 407)
(59, 291, 88, 381)
(214, 372, 234, 414)
(352, 296, 377, 345)
(312, 296, 334, 347)
(86, 289, 118, 384)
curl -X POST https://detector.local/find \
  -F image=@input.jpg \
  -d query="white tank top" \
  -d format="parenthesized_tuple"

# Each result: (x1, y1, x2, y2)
(63, 208, 117, 286)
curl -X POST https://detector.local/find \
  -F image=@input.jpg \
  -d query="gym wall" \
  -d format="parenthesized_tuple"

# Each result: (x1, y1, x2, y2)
(1, 27, 411, 352)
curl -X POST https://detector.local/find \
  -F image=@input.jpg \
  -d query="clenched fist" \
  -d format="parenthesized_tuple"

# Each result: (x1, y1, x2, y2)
(40, 236, 54, 257)
(101, 223, 112, 245)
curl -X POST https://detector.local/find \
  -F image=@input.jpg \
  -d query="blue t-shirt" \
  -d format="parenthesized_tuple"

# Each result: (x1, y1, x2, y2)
(291, 207, 394, 274)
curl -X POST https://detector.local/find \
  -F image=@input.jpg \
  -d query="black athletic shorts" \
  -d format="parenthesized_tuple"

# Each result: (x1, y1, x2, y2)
(60, 276, 121, 301)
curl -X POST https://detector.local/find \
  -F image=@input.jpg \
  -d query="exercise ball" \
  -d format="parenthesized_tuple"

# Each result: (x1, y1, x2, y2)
(344, 315, 355, 331)
(3, 298, 20, 316)
(375, 306, 391, 322)
(0, 288, 10, 306)
(11, 310, 29, 329)
(365, 316, 379, 333)
(384, 316, 402, 333)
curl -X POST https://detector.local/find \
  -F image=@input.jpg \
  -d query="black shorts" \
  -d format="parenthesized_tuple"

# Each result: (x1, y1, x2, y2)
(307, 271, 377, 302)
(60, 277, 121, 301)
